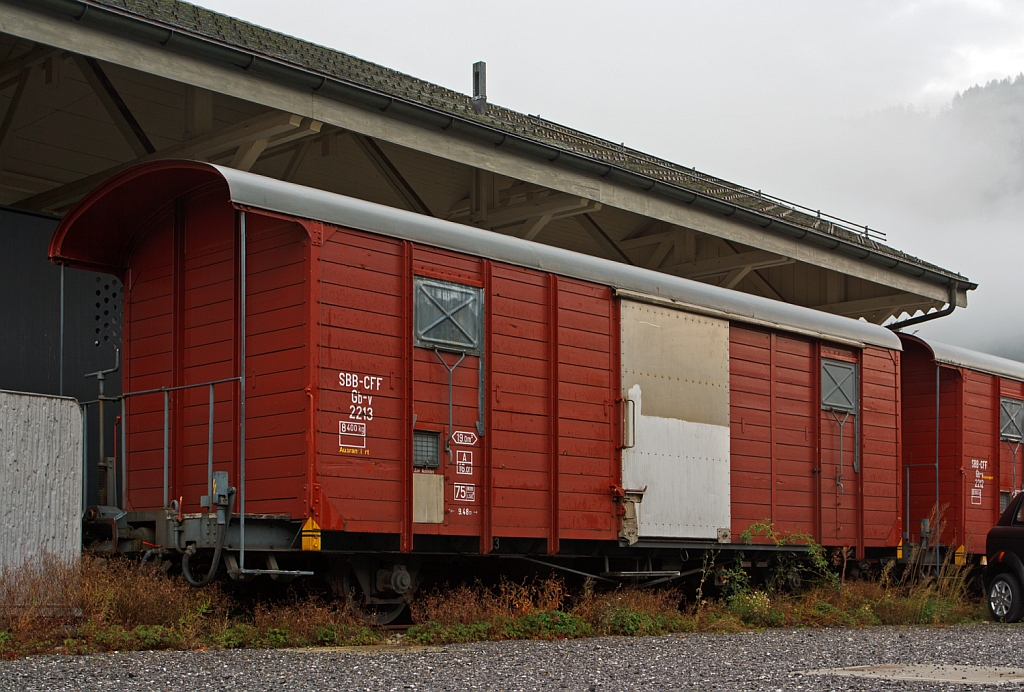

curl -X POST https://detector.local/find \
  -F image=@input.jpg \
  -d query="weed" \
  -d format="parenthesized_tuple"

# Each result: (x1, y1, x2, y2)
(574, 587, 685, 636)
(726, 590, 786, 627)
(214, 623, 259, 650)
(0, 555, 382, 657)
(0, 534, 985, 657)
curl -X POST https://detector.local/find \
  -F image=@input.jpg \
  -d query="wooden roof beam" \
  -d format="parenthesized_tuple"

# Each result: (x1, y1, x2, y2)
(350, 132, 432, 216)
(0, 69, 27, 150)
(452, 192, 599, 228)
(226, 117, 321, 172)
(667, 249, 794, 280)
(15, 110, 315, 211)
(576, 213, 633, 265)
(0, 44, 60, 86)
(816, 292, 941, 324)
(73, 55, 154, 157)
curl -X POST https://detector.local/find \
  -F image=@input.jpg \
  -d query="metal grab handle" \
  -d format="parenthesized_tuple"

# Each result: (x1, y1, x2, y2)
(828, 408, 850, 495)
(622, 399, 636, 450)
(434, 349, 467, 457)
(1010, 441, 1022, 495)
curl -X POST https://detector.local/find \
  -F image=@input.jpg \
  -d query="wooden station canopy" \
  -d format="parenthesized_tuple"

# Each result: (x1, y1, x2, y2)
(0, 0, 974, 323)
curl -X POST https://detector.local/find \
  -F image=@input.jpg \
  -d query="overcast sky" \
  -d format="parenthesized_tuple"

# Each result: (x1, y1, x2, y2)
(194, 0, 1024, 359)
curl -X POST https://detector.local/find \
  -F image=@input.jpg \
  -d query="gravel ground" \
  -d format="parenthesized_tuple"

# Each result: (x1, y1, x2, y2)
(2, 624, 1024, 691)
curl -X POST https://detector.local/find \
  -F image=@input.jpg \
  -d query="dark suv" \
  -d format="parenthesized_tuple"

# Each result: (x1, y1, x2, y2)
(985, 492, 1024, 622)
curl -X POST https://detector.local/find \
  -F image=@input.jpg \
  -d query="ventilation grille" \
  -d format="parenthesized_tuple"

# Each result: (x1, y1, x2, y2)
(413, 430, 440, 469)
(93, 276, 120, 347)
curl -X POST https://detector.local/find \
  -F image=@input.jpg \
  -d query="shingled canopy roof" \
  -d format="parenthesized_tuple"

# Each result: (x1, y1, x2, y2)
(27, 0, 975, 292)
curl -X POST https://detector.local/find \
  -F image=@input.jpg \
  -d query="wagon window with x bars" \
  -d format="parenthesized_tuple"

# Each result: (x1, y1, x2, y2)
(821, 359, 858, 413)
(413, 277, 483, 355)
(1001, 397, 1024, 442)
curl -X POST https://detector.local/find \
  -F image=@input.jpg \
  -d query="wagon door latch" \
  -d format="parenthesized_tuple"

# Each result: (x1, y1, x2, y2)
(612, 485, 646, 545)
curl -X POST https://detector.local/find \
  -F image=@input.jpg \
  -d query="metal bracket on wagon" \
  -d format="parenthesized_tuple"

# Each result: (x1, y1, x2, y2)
(612, 485, 646, 546)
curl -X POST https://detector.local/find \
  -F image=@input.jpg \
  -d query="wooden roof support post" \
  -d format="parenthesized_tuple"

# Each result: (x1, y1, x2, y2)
(184, 85, 213, 140)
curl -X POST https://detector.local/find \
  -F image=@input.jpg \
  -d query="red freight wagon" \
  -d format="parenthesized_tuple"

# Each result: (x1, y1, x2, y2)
(51, 161, 904, 603)
(899, 334, 1024, 558)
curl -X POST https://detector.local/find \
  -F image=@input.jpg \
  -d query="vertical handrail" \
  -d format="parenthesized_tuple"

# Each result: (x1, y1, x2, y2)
(207, 383, 215, 508)
(163, 390, 169, 508)
(59, 263, 65, 396)
(239, 211, 247, 572)
(120, 401, 127, 511)
(904, 464, 911, 543)
(622, 399, 636, 449)
(1013, 441, 1018, 495)
(1010, 440, 1020, 495)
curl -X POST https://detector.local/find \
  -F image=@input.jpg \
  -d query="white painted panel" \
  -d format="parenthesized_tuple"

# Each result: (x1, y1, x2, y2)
(0, 390, 82, 573)
(622, 385, 730, 539)
(413, 472, 444, 524)
(620, 300, 731, 540)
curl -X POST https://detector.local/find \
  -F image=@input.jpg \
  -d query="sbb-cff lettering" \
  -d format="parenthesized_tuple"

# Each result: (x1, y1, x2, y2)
(338, 372, 383, 391)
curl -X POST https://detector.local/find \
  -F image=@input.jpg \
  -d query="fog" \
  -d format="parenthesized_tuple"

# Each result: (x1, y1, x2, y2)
(193, 0, 1024, 359)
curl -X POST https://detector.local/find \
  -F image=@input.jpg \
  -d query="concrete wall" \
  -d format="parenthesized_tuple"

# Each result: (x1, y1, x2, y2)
(0, 390, 82, 574)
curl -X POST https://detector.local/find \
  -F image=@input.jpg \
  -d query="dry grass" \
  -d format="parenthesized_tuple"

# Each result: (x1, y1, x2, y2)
(0, 555, 381, 658)
(0, 533, 984, 657)
(407, 577, 588, 644)
(572, 583, 687, 636)
(407, 524, 982, 645)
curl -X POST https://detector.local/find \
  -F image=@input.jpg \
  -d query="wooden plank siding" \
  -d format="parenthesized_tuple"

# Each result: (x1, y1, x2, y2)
(124, 192, 310, 518)
(312, 224, 618, 543)
(730, 326, 900, 553)
(961, 369, 998, 554)
(119, 190, 910, 555)
(898, 337, 1012, 556)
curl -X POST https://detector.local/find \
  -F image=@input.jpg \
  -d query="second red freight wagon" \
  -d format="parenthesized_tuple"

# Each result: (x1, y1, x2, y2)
(899, 334, 1024, 559)
(50, 160, 905, 603)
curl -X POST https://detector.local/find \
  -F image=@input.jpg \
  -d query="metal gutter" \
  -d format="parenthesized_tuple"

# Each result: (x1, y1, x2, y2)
(887, 284, 958, 331)
(19, 0, 973, 292)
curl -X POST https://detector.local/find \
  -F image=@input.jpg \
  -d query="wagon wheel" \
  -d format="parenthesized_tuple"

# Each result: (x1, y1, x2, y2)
(341, 570, 407, 625)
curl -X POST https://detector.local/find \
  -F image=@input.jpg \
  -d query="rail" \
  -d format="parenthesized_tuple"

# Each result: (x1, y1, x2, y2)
(120, 377, 242, 509)
(78, 211, 306, 578)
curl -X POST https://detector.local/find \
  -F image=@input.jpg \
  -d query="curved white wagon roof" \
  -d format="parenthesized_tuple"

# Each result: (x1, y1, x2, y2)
(51, 161, 903, 351)
(902, 335, 1024, 382)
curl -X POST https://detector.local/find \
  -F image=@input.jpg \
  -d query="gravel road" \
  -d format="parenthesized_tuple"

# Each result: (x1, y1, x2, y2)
(2, 624, 1024, 691)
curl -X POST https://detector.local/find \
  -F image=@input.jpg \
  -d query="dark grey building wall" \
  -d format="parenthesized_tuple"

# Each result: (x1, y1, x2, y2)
(1, 206, 122, 506)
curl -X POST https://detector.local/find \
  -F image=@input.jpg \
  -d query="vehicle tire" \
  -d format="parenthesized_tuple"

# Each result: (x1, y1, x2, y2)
(988, 572, 1023, 623)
